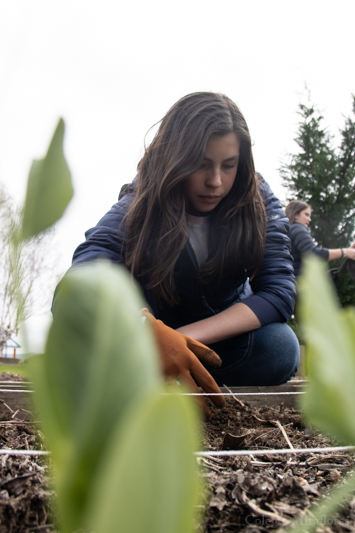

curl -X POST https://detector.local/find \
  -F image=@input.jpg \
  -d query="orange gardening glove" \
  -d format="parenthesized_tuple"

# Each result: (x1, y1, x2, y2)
(141, 309, 225, 420)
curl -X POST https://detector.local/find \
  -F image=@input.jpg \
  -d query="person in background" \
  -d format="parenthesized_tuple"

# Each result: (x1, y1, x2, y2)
(285, 200, 355, 276)
(64, 92, 300, 410)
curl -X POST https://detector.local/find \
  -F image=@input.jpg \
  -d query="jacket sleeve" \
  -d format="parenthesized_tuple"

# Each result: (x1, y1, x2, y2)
(71, 189, 134, 266)
(52, 185, 133, 314)
(241, 175, 296, 324)
(290, 223, 329, 260)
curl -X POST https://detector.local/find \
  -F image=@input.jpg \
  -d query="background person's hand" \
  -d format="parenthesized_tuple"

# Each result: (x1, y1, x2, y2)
(344, 247, 355, 260)
(142, 309, 225, 419)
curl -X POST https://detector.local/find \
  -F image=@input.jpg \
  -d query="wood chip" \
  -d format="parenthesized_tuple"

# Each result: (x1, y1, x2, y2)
(221, 432, 249, 450)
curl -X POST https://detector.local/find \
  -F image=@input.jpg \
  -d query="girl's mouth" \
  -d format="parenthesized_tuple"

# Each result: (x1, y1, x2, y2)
(199, 196, 220, 203)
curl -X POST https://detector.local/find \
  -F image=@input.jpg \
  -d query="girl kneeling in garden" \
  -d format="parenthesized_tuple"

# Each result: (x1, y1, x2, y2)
(71, 92, 300, 391)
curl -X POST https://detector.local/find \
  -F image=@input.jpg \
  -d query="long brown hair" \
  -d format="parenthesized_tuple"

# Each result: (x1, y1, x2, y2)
(124, 92, 266, 305)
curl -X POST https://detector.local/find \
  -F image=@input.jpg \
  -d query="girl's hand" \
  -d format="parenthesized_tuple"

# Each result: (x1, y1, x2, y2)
(344, 247, 355, 260)
(141, 309, 225, 420)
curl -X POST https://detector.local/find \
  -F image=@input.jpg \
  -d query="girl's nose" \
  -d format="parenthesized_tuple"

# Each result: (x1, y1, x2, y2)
(206, 167, 222, 187)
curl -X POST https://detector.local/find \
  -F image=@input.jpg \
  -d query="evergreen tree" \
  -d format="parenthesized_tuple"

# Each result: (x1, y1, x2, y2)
(336, 96, 355, 244)
(281, 95, 355, 248)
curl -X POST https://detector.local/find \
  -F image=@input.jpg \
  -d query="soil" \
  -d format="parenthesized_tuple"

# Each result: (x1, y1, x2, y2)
(1, 372, 355, 533)
(0, 372, 56, 533)
(199, 397, 355, 533)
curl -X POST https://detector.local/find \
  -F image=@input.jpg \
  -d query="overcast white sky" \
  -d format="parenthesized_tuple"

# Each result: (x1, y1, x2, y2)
(1, 0, 355, 352)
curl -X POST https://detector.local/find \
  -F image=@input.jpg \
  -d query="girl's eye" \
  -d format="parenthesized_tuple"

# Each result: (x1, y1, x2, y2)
(199, 163, 209, 170)
(223, 164, 237, 170)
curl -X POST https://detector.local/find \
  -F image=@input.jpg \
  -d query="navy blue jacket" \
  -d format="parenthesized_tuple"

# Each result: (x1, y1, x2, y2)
(289, 222, 329, 276)
(72, 175, 296, 328)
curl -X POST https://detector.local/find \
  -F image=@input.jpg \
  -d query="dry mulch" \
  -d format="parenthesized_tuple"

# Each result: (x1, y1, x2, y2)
(199, 397, 355, 532)
(1, 372, 355, 533)
(0, 372, 56, 533)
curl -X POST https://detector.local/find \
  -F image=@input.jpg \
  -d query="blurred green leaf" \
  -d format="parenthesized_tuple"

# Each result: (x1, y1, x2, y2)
(297, 254, 355, 444)
(21, 118, 73, 240)
(89, 388, 202, 533)
(28, 261, 162, 533)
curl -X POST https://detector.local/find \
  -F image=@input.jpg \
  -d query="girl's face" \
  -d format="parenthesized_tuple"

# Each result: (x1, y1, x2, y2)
(295, 207, 312, 227)
(184, 132, 240, 215)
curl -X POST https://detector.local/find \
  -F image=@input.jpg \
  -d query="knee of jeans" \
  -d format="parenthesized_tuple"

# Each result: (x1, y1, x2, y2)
(256, 323, 300, 385)
(274, 349, 300, 385)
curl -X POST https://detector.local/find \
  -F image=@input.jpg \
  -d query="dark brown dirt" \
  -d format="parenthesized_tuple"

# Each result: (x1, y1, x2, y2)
(0, 372, 56, 533)
(1, 372, 355, 533)
(199, 397, 355, 533)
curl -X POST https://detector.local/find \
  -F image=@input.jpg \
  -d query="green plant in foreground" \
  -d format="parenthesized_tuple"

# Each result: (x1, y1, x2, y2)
(21, 118, 73, 241)
(18, 119, 202, 533)
(298, 255, 355, 443)
(29, 262, 202, 533)
(290, 254, 355, 531)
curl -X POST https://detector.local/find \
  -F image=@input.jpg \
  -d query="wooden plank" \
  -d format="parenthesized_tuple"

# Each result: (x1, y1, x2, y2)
(220, 380, 306, 394)
(0, 379, 33, 420)
(0, 381, 30, 390)
(0, 380, 306, 419)
(0, 390, 33, 420)
(218, 380, 306, 409)
(0, 357, 22, 366)
(219, 392, 303, 409)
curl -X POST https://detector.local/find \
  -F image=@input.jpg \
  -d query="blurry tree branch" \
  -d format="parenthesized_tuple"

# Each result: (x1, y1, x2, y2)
(0, 183, 59, 354)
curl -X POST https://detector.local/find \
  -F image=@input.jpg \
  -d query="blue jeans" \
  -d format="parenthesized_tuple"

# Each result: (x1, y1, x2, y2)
(206, 323, 300, 387)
